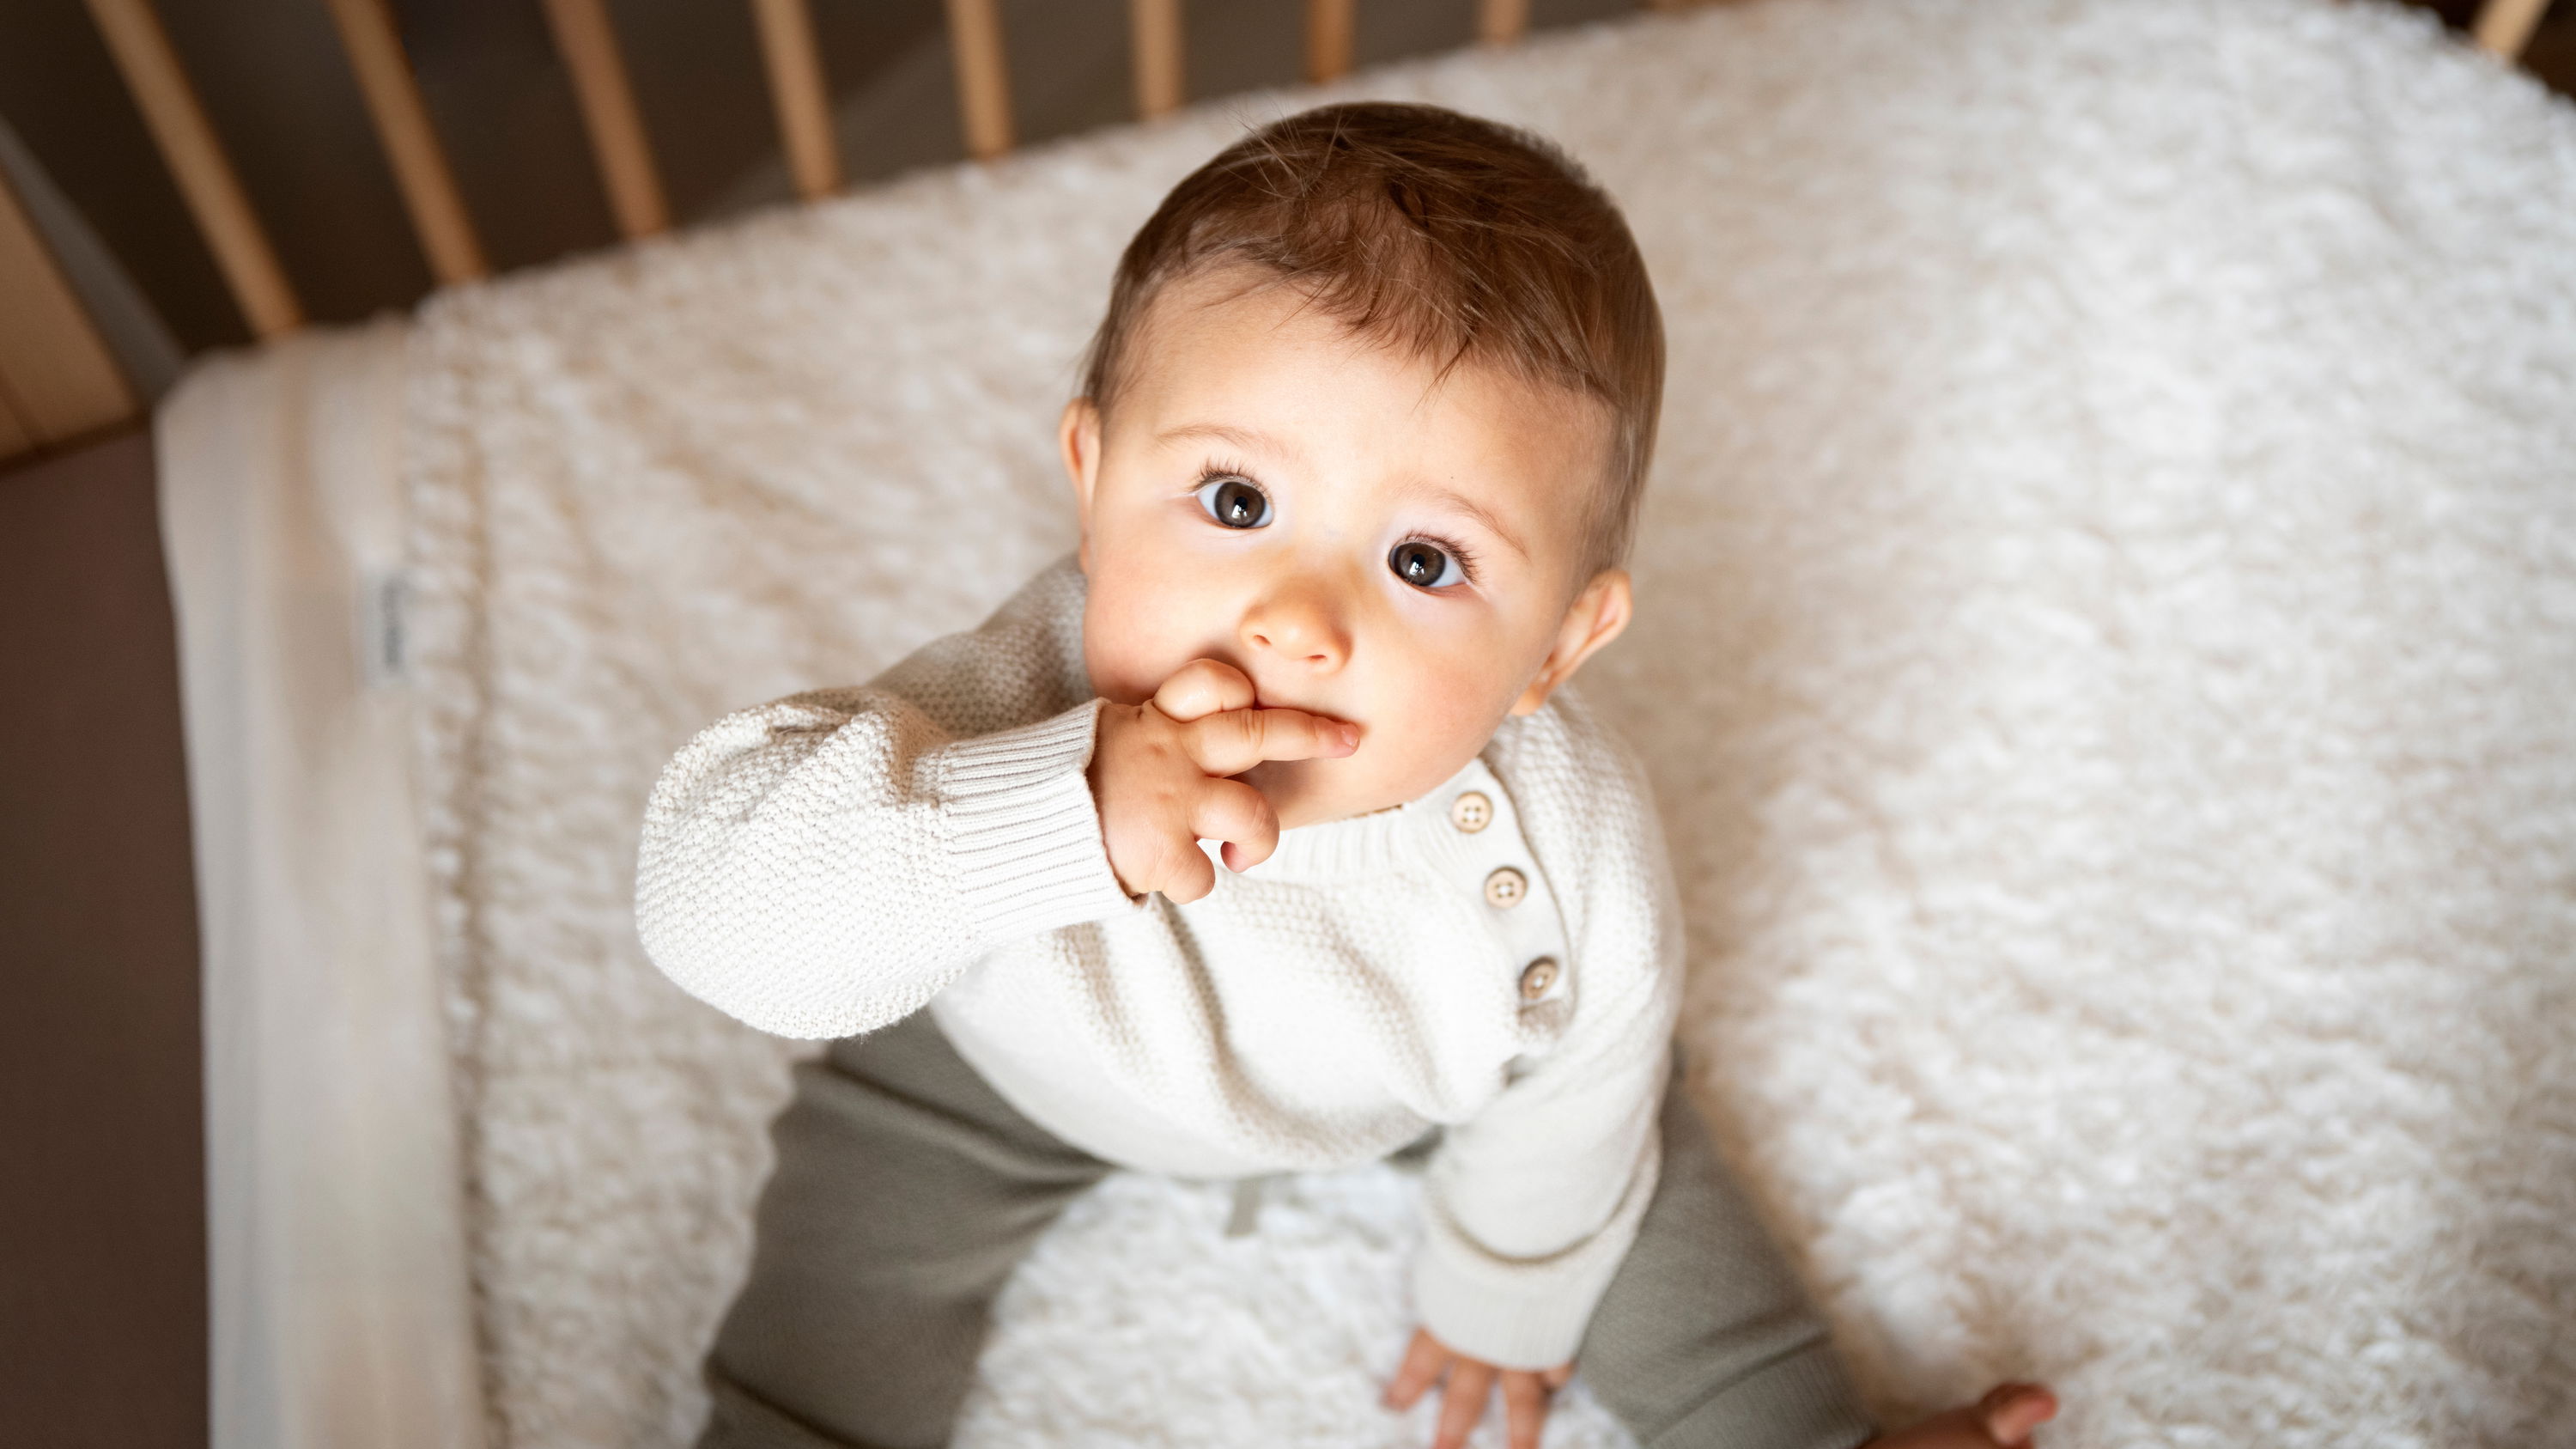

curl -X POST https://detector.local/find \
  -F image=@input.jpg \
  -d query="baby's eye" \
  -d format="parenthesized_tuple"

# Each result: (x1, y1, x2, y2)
(1388, 539, 1465, 590)
(1194, 475, 1273, 529)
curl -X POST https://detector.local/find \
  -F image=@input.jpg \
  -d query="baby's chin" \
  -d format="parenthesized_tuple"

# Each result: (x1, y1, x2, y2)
(1243, 752, 1450, 831)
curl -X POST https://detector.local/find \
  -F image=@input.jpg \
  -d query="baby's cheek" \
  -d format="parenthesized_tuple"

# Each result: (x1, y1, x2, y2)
(1359, 654, 1516, 794)
(1083, 589, 1193, 705)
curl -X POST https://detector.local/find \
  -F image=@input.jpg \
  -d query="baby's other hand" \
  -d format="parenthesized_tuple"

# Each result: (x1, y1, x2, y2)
(1088, 659, 1357, 903)
(1381, 1324, 1571, 1449)
(1865, 1384, 2058, 1449)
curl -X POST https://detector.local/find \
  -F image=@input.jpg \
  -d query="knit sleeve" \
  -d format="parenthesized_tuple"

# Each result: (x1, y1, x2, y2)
(1409, 697, 1874, 1448)
(1406, 914, 1680, 1372)
(1405, 697, 1687, 1370)
(632, 563, 1139, 1039)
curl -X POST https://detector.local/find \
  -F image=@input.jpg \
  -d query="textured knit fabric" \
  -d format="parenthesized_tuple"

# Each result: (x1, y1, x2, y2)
(693, 1004, 1874, 1449)
(635, 556, 1689, 1371)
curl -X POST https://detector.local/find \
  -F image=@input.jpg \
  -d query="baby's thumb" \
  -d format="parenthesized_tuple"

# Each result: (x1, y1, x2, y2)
(1978, 1384, 2057, 1446)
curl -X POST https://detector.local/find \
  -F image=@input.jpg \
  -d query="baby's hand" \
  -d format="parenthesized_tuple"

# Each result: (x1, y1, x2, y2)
(1088, 659, 1357, 903)
(1381, 1324, 1571, 1449)
(1865, 1384, 2058, 1448)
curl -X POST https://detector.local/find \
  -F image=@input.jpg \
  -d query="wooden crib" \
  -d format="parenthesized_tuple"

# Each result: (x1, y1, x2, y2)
(0, 0, 2561, 470)
(8, 3, 2573, 1446)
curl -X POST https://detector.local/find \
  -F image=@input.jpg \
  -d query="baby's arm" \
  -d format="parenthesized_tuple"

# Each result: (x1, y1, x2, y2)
(635, 568, 1147, 1037)
(635, 601, 1354, 1039)
(1386, 697, 1855, 1447)
(635, 678, 1128, 1038)
(1386, 702, 2057, 1449)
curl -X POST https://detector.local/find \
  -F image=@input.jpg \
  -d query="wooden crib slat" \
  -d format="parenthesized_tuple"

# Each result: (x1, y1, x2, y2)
(321, 0, 489, 284)
(751, 0, 841, 200)
(80, 0, 303, 338)
(1479, 0, 1528, 46)
(1306, 0, 1355, 84)
(0, 167, 137, 454)
(2474, 0, 2555, 58)
(541, 0, 670, 238)
(945, 0, 1016, 161)
(1133, 0, 1186, 119)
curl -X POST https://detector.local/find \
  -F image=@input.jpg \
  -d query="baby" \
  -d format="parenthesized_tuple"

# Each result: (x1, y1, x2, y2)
(637, 102, 2055, 1449)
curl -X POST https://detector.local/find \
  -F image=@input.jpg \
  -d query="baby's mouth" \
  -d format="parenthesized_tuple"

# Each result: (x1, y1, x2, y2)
(1247, 686, 1355, 736)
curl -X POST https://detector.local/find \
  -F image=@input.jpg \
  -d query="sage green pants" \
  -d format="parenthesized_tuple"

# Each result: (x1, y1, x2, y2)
(698, 1008, 1874, 1449)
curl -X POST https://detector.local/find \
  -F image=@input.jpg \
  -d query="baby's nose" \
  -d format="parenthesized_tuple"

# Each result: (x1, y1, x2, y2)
(1240, 588, 1349, 671)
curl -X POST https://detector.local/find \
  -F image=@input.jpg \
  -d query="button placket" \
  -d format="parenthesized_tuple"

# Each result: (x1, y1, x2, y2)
(1445, 764, 1571, 1021)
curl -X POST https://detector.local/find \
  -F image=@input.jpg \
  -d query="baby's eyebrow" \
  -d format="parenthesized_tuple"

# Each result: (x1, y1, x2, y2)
(1156, 422, 1302, 461)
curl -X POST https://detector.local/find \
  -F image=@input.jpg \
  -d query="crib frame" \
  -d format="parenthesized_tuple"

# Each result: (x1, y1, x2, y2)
(0, 0, 2560, 466)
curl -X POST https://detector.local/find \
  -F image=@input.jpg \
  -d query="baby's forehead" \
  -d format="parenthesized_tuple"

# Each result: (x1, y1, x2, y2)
(1125, 269, 1612, 438)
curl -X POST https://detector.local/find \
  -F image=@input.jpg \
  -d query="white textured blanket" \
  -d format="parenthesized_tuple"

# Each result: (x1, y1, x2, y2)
(386, 2, 2576, 1446)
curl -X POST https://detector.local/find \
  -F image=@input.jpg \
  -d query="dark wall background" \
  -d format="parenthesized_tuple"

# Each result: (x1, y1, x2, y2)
(0, 0, 1655, 356)
(0, 432, 205, 1448)
(5, 0, 2564, 359)
(1, 1, 2562, 356)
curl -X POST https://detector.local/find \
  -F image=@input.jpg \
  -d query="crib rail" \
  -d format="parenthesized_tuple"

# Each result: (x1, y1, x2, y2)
(0, 0, 2561, 466)
(319, 0, 489, 283)
(754, 0, 842, 199)
(79, 0, 304, 339)
(2478, 0, 2557, 55)
(0, 163, 136, 454)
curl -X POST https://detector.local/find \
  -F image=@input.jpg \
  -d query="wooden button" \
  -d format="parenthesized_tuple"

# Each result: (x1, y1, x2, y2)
(1483, 867, 1528, 908)
(1517, 957, 1560, 1002)
(1449, 791, 1493, 833)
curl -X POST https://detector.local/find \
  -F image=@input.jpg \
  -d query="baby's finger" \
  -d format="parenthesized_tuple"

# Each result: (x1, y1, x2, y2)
(1382, 1329, 1449, 1411)
(1151, 659, 1257, 723)
(1191, 777, 1279, 872)
(1431, 1361, 1494, 1449)
(1183, 705, 1359, 776)
(1501, 1373, 1551, 1449)
(1147, 829, 1218, 904)
(1978, 1384, 2057, 1446)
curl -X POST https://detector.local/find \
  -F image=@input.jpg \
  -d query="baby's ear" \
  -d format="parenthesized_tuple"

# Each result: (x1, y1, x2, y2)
(1059, 397, 1103, 569)
(1510, 569, 1633, 716)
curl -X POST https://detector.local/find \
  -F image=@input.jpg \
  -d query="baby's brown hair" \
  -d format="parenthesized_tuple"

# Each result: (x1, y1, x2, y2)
(1076, 101, 1665, 577)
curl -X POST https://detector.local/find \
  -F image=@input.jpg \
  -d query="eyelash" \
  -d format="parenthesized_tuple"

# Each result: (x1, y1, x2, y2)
(1188, 458, 1483, 588)
(1193, 458, 1255, 495)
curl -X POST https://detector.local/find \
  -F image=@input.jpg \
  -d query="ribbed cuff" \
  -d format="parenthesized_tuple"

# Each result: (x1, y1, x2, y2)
(1410, 1245, 1608, 1372)
(943, 700, 1139, 941)
(1645, 1341, 1878, 1449)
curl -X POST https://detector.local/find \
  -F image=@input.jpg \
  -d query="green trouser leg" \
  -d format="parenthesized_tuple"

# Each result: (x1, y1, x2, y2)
(698, 1008, 1116, 1449)
(700, 1012, 1874, 1449)
(1573, 1040, 1879, 1449)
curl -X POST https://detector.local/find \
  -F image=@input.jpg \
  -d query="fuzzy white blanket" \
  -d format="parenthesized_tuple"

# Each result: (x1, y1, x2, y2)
(390, 2, 2576, 1445)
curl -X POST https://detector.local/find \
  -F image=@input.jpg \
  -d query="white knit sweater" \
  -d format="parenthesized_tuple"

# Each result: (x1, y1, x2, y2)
(634, 557, 1686, 1369)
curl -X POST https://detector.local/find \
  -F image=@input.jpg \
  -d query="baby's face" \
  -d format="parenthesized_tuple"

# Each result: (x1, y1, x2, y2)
(1063, 265, 1631, 830)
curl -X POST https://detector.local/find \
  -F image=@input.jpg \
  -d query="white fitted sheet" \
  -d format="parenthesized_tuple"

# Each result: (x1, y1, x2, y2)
(160, 320, 484, 1449)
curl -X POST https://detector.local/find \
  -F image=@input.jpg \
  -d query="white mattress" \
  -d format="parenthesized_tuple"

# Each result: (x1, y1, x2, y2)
(161, 2, 2576, 1446)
